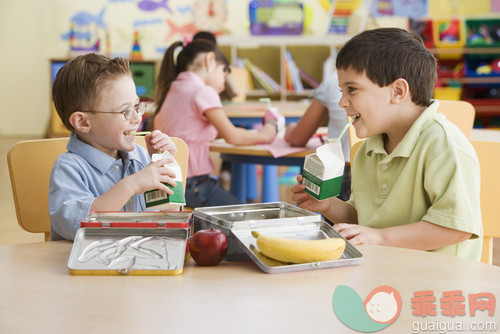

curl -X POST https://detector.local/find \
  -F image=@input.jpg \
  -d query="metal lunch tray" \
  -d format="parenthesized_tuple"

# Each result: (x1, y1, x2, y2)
(192, 202, 321, 260)
(231, 220, 363, 274)
(68, 227, 188, 276)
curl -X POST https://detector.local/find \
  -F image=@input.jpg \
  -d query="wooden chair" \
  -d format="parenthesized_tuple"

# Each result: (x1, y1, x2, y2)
(437, 100, 475, 138)
(7, 136, 189, 241)
(470, 140, 500, 264)
(347, 100, 476, 149)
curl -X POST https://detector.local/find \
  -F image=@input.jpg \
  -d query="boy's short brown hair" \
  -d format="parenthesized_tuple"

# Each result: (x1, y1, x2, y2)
(336, 27, 437, 107)
(52, 53, 132, 131)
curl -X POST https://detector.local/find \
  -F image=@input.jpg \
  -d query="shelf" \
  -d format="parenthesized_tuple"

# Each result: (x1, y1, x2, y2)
(464, 99, 500, 116)
(429, 47, 500, 55)
(440, 77, 500, 84)
(219, 36, 345, 101)
(218, 34, 353, 47)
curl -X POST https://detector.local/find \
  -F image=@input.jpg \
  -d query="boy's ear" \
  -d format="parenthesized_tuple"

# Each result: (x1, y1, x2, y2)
(391, 78, 409, 103)
(205, 51, 216, 72)
(69, 112, 91, 133)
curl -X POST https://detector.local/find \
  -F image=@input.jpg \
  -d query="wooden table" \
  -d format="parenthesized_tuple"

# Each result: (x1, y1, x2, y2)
(1, 241, 499, 334)
(210, 140, 315, 203)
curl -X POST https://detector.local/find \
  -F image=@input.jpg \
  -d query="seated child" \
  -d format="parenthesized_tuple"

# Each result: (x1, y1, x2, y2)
(49, 53, 178, 241)
(153, 39, 277, 208)
(291, 28, 482, 260)
(285, 74, 351, 200)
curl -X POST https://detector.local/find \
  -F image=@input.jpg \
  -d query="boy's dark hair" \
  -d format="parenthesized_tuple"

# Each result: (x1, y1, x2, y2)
(153, 39, 229, 117)
(52, 53, 131, 131)
(336, 27, 437, 107)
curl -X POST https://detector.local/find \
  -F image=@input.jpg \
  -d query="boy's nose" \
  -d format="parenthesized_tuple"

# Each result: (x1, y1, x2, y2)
(339, 94, 349, 109)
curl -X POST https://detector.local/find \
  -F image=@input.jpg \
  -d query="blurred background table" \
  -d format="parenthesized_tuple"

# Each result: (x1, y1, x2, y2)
(210, 139, 315, 203)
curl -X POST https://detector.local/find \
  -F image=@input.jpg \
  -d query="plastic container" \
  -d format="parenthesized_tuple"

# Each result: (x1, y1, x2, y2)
(434, 87, 463, 100)
(465, 18, 500, 48)
(433, 18, 466, 49)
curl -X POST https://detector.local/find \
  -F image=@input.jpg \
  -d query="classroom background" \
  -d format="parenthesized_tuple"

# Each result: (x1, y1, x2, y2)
(1, 0, 500, 258)
(1, 0, 499, 138)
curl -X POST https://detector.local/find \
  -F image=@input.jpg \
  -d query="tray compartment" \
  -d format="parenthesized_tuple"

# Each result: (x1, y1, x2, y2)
(231, 220, 362, 273)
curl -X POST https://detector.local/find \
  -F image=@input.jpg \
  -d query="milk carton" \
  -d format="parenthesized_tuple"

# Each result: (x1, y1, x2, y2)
(302, 139, 345, 200)
(144, 150, 186, 210)
(261, 98, 285, 138)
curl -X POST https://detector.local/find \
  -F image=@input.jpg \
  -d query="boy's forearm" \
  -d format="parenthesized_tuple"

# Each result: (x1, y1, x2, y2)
(380, 221, 472, 251)
(323, 197, 357, 224)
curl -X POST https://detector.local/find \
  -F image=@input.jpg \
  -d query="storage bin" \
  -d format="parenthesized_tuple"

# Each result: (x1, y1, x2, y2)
(433, 18, 466, 49)
(466, 18, 500, 47)
(465, 54, 500, 78)
(434, 87, 462, 101)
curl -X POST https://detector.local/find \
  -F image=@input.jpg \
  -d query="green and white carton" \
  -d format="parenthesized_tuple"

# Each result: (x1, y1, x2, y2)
(302, 139, 345, 200)
(144, 150, 185, 210)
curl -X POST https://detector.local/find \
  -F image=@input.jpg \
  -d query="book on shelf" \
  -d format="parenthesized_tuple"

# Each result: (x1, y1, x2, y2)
(283, 55, 295, 91)
(298, 67, 320, 89)
(243, 58, 281, 94)
(284, 51, 304, 93)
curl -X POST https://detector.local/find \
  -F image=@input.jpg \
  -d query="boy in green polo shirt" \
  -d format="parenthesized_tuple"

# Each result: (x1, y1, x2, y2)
(291, 28, 482, 260)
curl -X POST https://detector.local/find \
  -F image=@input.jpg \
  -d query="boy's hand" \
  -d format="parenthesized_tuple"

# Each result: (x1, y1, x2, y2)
(333, 223, 382, 246)
(130, 158, 177, 195)
(146, 130, 177, 156)
(290, 175, 330, 214)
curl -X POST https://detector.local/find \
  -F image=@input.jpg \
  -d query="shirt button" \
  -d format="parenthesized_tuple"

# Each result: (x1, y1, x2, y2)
(382, 164, 388, 170)
(128, 198, 133, 204)
(381, 183, 388, 190)
(114, 165, 120, 171)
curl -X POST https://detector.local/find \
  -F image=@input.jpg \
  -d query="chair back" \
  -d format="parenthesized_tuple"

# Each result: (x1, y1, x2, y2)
(7, 136, 189, 241)
(470, 140, 500, 264)
(7, 138, 69, 241)
(437, 100, 475, 138)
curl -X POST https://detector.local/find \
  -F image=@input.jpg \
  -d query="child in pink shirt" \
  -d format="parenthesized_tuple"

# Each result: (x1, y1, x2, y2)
(153, 39, 277, 207)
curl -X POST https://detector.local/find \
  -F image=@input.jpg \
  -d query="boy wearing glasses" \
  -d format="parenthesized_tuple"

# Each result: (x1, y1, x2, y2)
(49, 53, 178, 241)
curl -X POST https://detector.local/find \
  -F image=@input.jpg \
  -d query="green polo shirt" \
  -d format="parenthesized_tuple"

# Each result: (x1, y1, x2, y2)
(348, 100, 482, 260)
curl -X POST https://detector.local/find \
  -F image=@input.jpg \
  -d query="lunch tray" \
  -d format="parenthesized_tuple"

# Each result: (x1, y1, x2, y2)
(231, 220, 363, 274)
(68, 227, 188, 275)
(68, 211, 192, 275)
(192, 202, 321, 260)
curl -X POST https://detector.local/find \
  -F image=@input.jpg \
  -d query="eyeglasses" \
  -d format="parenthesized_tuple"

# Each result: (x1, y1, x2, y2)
(80, 102, 147, 120)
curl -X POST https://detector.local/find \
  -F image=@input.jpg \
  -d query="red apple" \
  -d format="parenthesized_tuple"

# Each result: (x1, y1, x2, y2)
(189, 229, 228, 266)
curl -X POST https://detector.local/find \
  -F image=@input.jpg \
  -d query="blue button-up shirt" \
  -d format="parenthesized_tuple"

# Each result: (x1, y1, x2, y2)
(49, 133, 151, 240)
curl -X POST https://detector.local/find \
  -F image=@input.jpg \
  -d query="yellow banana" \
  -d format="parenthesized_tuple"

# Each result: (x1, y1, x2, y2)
(251, 231, 346, 264)
(249, 244, 289, 267)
